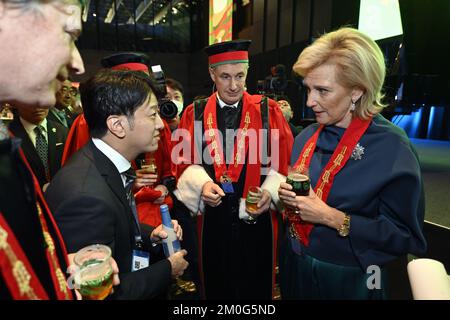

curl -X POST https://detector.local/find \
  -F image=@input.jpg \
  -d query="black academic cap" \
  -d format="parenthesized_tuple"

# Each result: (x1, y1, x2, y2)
(204, 40, 251, 67)
(100, 52, 150, 72)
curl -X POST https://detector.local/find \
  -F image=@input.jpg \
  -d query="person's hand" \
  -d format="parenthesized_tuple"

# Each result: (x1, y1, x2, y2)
(134, 169, 158, 189)
(278, 182, 297, 208)
(279, 185, 337, 227)
(67, 253, 120, 300)
(153, 184, 168, 204)
(109, 257, 120, 287)
(67, 253, 82, 300)
(246, 189, 271, 217)
(150, 219, 183, 242)
(201, 181, 225, 207)
(167, 249, 189, 278)
(292, 188, 336, 226)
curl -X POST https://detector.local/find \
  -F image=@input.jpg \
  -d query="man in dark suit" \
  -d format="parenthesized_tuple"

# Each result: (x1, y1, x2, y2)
(9, 106, 68, 189)
(48, 80, 79, 129)
(45, 69, 188, 299)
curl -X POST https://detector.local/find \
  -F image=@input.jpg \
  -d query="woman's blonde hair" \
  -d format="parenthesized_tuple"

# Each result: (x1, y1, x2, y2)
(293, 27, 387, 119)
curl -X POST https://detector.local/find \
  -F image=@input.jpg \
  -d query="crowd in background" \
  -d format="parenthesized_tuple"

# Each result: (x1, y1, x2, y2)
(0, 0, 426, 301)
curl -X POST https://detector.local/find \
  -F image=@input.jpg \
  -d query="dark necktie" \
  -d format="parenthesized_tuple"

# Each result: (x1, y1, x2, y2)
(56, 110, 68, 128)
(223, 105, 238, 130)
(222, 106, 239, 162)
(34, 125, 49, 180)
(123, 168, 142, 244)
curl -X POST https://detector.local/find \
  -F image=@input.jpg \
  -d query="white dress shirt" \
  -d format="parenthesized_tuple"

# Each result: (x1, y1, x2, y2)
(20, 117, 48, 147)
(92, 138, 131, 187)
(217, 93, 239, 109)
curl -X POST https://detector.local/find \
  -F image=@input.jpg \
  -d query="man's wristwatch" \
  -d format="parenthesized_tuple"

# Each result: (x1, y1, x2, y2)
(338, 213, 351, 237)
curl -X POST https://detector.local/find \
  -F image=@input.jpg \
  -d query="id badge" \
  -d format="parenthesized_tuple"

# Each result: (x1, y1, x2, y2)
(220, 173, 234, 194)
(221, 182, 234, 194)
(131, 249, 150, 272)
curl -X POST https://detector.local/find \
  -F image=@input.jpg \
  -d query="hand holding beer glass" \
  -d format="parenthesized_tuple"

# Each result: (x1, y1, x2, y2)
(138, 157, 157, 175)
(136, 157, 158, 188)
(73, 244, 114, 300)
(284, 167, 310, 222)
(245, 186, 263, 224)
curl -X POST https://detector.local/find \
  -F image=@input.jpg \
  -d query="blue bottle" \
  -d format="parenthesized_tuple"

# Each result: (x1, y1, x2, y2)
(160, 204, 181, 257)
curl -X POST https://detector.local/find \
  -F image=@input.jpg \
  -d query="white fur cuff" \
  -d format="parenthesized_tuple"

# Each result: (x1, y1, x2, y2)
(173, 165, 212, 216)
(261, 169, 286, 211)
(238, 197, 253, 221)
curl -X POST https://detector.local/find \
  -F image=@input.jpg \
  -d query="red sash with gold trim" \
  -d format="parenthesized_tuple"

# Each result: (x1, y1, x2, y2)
(0, 213, 49, 300)
(4, 132, 72, 299)
(20, 148, 72, 300)
(291, 117, 372, 246)
(17, 144, 72, 299)
(203, 92, 263, 198)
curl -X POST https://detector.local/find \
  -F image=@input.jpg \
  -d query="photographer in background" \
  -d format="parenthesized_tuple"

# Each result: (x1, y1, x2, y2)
(276, 95, 303, 138)
(256, 64, 289, 97)
(165, 78, 185, 131)
(149, 66, 181, 132)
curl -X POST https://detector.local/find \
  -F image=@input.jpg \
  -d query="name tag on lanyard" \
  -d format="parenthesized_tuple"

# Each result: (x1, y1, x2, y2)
(131, 249, 149, 271)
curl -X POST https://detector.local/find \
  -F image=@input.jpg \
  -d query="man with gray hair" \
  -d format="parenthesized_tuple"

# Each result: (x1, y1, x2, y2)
(174, 39, 293, 299)
(0, 0, 98, 300)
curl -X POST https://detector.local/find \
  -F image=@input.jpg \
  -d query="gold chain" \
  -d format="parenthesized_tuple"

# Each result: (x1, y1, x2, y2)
(207, 112, 251, 169)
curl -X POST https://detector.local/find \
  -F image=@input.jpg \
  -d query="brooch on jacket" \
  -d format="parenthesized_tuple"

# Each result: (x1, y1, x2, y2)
(351, 143, 365, 160)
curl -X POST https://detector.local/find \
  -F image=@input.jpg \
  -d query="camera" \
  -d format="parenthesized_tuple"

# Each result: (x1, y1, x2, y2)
(150, 65, 178, 120)
(256, 64, 288, 96)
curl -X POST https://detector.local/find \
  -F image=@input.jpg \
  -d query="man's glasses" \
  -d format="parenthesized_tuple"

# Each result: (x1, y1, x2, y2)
(61, 86, 78, 96)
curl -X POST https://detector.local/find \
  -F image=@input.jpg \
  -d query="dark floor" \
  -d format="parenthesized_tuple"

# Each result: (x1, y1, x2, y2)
(411, 138, 450, 228)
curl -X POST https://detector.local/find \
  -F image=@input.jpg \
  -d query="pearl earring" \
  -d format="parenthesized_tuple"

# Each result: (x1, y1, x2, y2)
(351, 100, 356, 111)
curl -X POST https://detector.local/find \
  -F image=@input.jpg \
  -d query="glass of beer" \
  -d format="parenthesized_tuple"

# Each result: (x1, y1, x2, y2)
(245, 186, 262, 224)
(74, 244, 113, 300)
(284, 169, 310, 221)
(286, 172, 310, 196)
(138, 157, 157, 175)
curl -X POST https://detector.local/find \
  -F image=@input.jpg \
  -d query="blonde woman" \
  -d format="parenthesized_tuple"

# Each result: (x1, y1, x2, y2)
(278, 27, 426, 299)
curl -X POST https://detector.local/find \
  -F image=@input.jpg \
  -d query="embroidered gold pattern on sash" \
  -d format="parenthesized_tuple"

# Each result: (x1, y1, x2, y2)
(322, 171, 330, 183)
(0, 225, 39, 299)
(297, 142, 315, 173)
(43, 232, 55, 251)
(56, 269, 67, 293)
(36, 203, 70, 298)
(207, 111, 251, 168)
(0, 226, 7, 249)
(13, 261, 32, 296)
(207, 113, 220, 165)
(316, 147, 348, 199)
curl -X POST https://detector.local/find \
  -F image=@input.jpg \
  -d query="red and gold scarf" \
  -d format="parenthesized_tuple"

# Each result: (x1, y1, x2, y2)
(290, 117, 372, 246)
